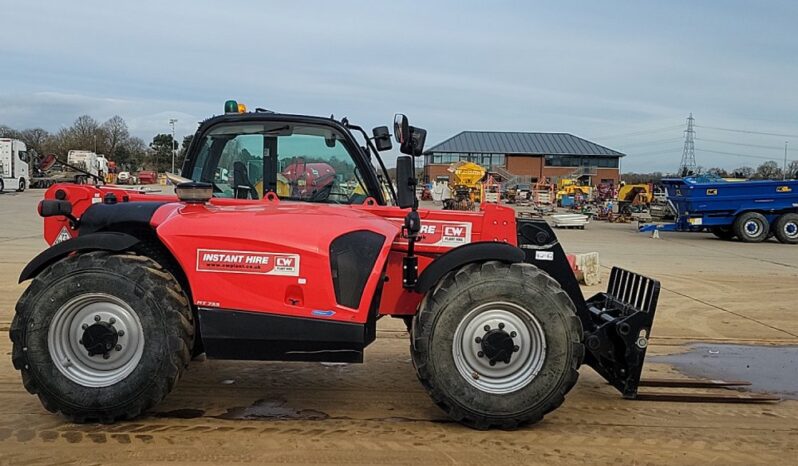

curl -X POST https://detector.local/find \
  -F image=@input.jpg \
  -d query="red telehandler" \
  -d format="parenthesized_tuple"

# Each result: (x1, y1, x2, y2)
(11, 103, 660, 429)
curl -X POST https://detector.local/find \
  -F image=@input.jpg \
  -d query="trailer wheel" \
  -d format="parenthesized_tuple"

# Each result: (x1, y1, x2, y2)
(17, 178, 26, 192)
(773, 213, 798, 244)
(411, 261, 583, 429)
(733, 212, 769, 242)
(10, 251, 193, 423)
(710, 226, 736, 240)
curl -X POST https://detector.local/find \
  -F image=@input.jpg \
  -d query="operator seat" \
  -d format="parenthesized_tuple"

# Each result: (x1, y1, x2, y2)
(232, 161, 258, 199)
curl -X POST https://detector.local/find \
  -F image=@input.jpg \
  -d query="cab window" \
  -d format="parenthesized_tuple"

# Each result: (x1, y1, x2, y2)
(191, 123, 368, 204)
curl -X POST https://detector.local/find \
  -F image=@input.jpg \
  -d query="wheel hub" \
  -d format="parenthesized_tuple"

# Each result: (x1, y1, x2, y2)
(81, 321, 120, 357)
(453, 302, 547, 394)
(48, 293, 144, 387)
(480, 328, 517, 365)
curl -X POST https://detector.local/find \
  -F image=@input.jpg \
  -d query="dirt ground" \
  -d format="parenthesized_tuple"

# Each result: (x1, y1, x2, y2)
(1, 190, 797, 465)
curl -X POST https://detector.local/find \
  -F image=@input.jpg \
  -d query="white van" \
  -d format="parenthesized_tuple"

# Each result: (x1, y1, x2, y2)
(0, 139, 30, 192)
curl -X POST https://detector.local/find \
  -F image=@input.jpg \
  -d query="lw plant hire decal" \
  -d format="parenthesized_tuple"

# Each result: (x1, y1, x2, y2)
(419, 222, 472, 246)
(391, 219, 472, 247)
(196, 249, 300, 276)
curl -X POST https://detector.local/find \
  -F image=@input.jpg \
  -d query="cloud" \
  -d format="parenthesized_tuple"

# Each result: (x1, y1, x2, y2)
(0, 0, 796, 173)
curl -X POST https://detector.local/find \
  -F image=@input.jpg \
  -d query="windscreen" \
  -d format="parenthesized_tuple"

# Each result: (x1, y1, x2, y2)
(190, 123, 369, 204)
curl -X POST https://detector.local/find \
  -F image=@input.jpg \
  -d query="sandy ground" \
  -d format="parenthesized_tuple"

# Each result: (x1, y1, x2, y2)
(1, 191, 797, 465)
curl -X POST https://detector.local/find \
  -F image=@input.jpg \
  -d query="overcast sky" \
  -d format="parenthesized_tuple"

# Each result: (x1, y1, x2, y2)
(1, 0, 796, 172)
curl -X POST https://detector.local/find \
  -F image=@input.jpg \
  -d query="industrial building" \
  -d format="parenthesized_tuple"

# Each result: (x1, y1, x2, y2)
(423, 131, 624, 186)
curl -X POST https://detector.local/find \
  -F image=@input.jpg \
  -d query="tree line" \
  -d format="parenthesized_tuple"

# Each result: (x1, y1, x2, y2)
(0, 115, 193, 173)
(622, 160, 798, 184)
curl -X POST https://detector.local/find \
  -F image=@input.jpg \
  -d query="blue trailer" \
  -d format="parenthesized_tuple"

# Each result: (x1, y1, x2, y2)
(639, 176, 798, 244)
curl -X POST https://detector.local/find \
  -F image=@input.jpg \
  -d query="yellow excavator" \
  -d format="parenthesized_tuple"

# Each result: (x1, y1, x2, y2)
(444, 161, 486, 210)
(617, 182, 654, 214)
(556, 178, 592, 204)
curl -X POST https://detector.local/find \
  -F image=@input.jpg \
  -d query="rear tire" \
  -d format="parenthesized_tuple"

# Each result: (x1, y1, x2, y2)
(710, 226, 736, 240)
(733, 212, 769, 242)
(10, 252, 193, 423)
(411, 261, 583, 429)
(773, 213, 798, 244)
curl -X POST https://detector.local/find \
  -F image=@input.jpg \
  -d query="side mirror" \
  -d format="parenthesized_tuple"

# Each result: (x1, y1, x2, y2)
(372, 126, 392, 151)
(395, 155, 416, 209)
(394, 114, 426, 156)
(394, 114, 409, 144)
(406, 126, 426, 156)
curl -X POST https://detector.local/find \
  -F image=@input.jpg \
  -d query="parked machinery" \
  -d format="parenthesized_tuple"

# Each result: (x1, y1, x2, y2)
(0, 138, 30, 192)
(617, 182, 654, 215)
(443, 161, 485, 210)
(13, 104, 661, 429)
(642, 176, 798, 244)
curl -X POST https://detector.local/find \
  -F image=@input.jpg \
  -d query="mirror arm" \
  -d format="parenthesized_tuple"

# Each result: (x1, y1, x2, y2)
(402, 164, 420, 289)
(346, 124, 398, 204)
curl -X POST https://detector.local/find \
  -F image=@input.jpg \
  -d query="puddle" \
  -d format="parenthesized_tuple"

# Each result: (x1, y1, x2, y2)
(215, 399, 329, 421)
(651, 344, 798, 400)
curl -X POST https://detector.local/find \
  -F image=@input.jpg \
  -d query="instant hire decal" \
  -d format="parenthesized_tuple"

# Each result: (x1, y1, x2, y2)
(196, 249, 300, 276)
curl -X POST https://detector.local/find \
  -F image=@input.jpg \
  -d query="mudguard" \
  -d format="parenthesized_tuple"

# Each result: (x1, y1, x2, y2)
(414, 242, 525, 293)
(515, 217, 661, 399)
(18, 232, 140, 283)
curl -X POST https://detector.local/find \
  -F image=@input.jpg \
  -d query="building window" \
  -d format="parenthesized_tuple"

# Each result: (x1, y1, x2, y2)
(545, 155, 618, 168)
(545, 155, 578, 167)
(426, 152, 507, 168)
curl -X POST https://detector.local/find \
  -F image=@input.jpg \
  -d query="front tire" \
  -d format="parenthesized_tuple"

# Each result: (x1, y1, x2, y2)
(17, 178, 25, 192)
(411, 261, 583, 429)
(10, 252, 193, 423)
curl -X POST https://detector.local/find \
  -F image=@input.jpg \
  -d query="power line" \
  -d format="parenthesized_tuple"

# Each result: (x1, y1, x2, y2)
(695, 137, 792, 151)
(696, 148, 796, 162)
(593, 124, 684, 140)
(628, 147, 683, 157)
(614, 137, 684, 148)
(696, 125, 798, 139)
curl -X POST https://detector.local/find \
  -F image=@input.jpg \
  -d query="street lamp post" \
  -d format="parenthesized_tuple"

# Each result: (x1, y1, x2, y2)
(169, 118, 178, 174)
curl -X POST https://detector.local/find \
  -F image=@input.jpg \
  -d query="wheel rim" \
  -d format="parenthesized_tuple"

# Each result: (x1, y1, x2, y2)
(452, 302, 546, 394)
(744, 220, 762, 236)
(785, 221, 798, 239)
(48, 293, 144, 387)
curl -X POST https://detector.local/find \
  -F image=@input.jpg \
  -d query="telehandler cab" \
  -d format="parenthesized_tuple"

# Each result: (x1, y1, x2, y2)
(11, 103, 660, 429)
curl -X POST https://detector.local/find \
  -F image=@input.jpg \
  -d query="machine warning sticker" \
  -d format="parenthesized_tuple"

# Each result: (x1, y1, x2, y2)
(52, 226, 72, 245)
(196, 249, 300, 276)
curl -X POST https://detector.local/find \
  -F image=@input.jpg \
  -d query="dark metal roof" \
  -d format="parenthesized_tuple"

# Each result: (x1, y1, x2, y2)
(424, 131, 624, 157)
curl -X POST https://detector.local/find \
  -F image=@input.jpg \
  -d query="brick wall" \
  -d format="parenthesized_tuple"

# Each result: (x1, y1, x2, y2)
(423, 157, 620, 185)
